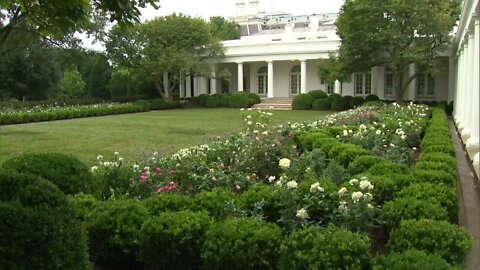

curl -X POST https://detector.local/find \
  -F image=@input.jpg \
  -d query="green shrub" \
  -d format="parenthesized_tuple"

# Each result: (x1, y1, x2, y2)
(367, 173, 411, 205)
(292, 93, 314, 110)
(362, 100, 385, 107)
(414, 161, 457, 178)
(308, 90, 328, 99)
(365, 94, 380, 101)
(418, 153, 457, 168)
(228, 92, 253, 108)
(69, 193, 98, 222)
(411, 168, 456, 186)
(0, 171, 90, 270)
(331, 97, 349, 111)
(197, 94, 209, 106)
(279, 225, 371, 270)
(202, 217, 282, 270)
(194, 188, 236, 220)
(140, 210, 212, 270)
(373, 249, 455, 270)
(387, 219, 472, 266)
(329, 93, 342, 99)
(2, 153, 95, 195)
(350, 96, 365, 108)
(135, 99, 151, 111)
(247, 92, 261, 104)
(85, 199, 148, 269)
(144, 192, 195, 216)
(381, 197, 449, 231)
(297, 131, 330, 151)
(312, 98, 331, 110)
(206, 95, 221, 108)
(219, 95, 231, 107)
(348, 155, 387, 175)
(342, 95, 354, 109)
(421, 144, 455, 156)
(368, 162, 410, 176)
(149, 98, 168, 110)
(328, 143, 371, 167)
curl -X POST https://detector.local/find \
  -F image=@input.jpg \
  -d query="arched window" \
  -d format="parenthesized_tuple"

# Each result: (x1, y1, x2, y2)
(257, 66, 268, 95)
(290, 65, 301, 95)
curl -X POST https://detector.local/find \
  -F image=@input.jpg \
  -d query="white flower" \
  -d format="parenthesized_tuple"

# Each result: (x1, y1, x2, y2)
(338, 187, 348, 196)
(349, 179, 359, 185)
(97, 154, 103, 160)
(279, 158, 291, 170)
(367, 204, 374, 209)
(114, 151, 119, 155)
(364, 193, 373, 201)
(359, 124, 366, 130)
(286, 180, 298, 189)
(247, 121, 252, 125)
(275, 180, 283, 187)
(389, 143, 395, 147)
(310, 182, 324, 193)
(268, 176, 276, 183)
(133, 164, 140, 171)
(90, 166, 98, 172)
(343, 130, 348, 136)
(359, 180, 374, 190)
(352, 191, 364, 203)
(246, 115, 252, 119)
(118, 157, 124, 162)
(376, 130, 382, 135)
(338, 201, 348, 212)
(296, 208, 309, 219)
(153, 151, 158, 156)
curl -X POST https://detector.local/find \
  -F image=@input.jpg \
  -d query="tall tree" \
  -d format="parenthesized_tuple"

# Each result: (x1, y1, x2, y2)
(0, 0, 159, 49)
(209, 16, 240, 41)
(106, 14, 224, 102)
(327, 0, 460, 104)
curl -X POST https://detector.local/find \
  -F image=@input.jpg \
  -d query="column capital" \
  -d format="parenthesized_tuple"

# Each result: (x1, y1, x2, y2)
(236, 61, 243, 65)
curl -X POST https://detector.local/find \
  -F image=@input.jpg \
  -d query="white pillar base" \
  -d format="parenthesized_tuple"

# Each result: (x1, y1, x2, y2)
(461, 128, 471, 142)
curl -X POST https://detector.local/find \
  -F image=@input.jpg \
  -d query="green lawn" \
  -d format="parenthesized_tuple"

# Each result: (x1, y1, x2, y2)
(0, 108, 331, 166)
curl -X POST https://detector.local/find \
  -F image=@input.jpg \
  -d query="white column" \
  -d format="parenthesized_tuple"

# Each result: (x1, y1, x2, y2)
(467, 15, 479, 152)
(163, 71, 169, 98)
(462, 30, 475, 140)
(447, 56, 455, 103)
(193, 77, 199, 96)
(237, 62, 244, 92)
(458, 41, 468, 131)
(407, 63, 416, 101)
(267, 61, 274, 98)
(300, 60, 307, 94)
(455, 46, 464, 126)
(334, 80, 341, 94)
(179, 78, 184, 98)
(210, 68, 217, 95)
(460, 35, 471, 133)
(186, 76, 191, 98)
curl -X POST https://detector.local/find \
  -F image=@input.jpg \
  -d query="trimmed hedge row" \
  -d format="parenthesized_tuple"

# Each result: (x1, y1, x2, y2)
(292, 90, 374, 111)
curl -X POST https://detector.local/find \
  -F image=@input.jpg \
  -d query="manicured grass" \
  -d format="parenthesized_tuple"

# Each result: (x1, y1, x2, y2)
(0, 108, 331, 166)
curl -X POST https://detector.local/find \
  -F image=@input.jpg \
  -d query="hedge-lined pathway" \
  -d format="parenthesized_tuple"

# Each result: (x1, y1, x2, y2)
(450, 120, 480, 270)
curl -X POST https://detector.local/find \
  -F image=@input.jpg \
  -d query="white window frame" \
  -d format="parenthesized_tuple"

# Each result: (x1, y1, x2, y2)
(416, 73, 435, 96)
(354, 73, 372, 96)
(385, 70, 394, 97)
(257, 66, 268, 95)
(290, 65, 301, 95)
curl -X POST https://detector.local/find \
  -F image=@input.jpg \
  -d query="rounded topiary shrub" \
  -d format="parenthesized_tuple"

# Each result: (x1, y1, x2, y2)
(197, 94, 209, 106)
(348, 155, 387, 175)
(292, 93, 314, 110)
(144, 192, 196, 216)
(312, 98, 331, 110)
(85, 199, 149, 269)
(308, 90, 328, 99)
(202, 217, 282, 270)
(135, 99, 151, 111)
(194, 188, 236, 220)
(206, 96, 221, 108)
(365, 94, 380, 101)
(219, 95, 231, 107)
(139, 210, 212, 270)
(342, 95, 354, 109)
(2, 153, 95, 195)
(373, 249, 454, 270)
(387, 219, 472, 266)
(279, 225, 371, 270)
(0, 171, 90, 270)
(149, 98, 168, 110)
(329, 93, 342, 99)
(228, 92, 253, 108)
(247, 92, 262, 104)
(348, 97, 364, 108)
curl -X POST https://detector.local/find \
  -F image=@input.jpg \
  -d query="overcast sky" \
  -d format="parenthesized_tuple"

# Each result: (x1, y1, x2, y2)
(82, 0, 344, 50)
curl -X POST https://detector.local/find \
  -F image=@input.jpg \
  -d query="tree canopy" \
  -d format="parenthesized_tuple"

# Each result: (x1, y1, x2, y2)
(209, 16, 240, 41)
(321, 0, 460, 103)
(106, 14, 224, 102)
(0, 0, 159, 49)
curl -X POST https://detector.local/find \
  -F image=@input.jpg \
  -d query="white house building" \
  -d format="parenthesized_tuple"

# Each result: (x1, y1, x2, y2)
(177, 0, 479, 171)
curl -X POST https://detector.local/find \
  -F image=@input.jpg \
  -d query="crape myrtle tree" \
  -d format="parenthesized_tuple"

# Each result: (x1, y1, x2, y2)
(106, 14, 225, 102)
(321, 0, 461, 104)
(0, 0, 160, 50)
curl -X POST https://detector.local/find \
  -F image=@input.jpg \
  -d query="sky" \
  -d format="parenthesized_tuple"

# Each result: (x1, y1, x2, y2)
(82, 0, 344, 50)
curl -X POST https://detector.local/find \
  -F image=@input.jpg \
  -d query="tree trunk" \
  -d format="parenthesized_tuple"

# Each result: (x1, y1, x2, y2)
(393, 71, 405, 105)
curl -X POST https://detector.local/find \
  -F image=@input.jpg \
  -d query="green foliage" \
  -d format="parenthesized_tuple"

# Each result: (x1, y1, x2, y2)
(308, 90, 328, 99)
(381, 196, 449, 231)
(328, 143, 371, 167)
(0, 171, 90, 270)
(206, 95, 221, 108)
(292, 93, 314, 110)
(296, 131, 330, 151)
(368, 162, 410, 176)
(365, 94, 380, 101)
(312, 98, 331, 110)
(387, 219, 472, 266)
(197, 94, 209, 106)
(348, 155, 387, 175)
(202, 217, 282, 270)
(411, 168, 456, 186)
(135, 99, 151, 111)
(228, 92, 258, 108)
(194, 188, 236, 220)
(367, 173, 410, 205)
(208, 16, 240, 40)
(342, 95, 354, 109)
(373, 249, 455, 270)
(144, 192, 196, 216)
(69, 193, 98, 222)
(2, 152, 94, 195)
(139, 210, 213, 270)
(279, 225, 371, 270)
(149, 98, 168, 110)
(331, 97, 349, 111)
(351, 96, 365, 107)
(85, 199, 148, 269)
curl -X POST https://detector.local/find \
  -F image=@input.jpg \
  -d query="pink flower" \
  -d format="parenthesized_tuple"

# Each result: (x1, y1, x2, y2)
(235, 184, 241, 191)
(157, 187, 163, 193)
(169, 169, 175, 174)
(288, 131, 294, 137)
(143, 167, 149, 171)
(140, 174, 148, 180)
(155, 167, 161, 172)
(220, 163, 225, 169)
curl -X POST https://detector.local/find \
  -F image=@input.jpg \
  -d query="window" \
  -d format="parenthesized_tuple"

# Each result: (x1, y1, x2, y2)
(385, 70, 393, 96)
(290, 65, 301, 95)
(354, 73, 372, 96)
(257, 66, 268, 95)
(417, 73, 435, 96)
(221, 79, 229, 93)
(327, 83, 334, 94)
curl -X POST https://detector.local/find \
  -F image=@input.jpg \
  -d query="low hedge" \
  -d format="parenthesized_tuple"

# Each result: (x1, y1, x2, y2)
(373, 249, 454, 270)
(348, 155, 388, 175)
(202, 217, 282, 270)
(308, 90, 328, 99)
(387, 219, 472, 266)
(279, 225, 371, 270)
(331, 97, 349, 111)
(206, 96, 221, 108)
(228, 92, 260, 108)
(292, 94, 314, 110)
(312, 98, 331, 110)
(2, 153, 95, 195)
(350, 96, 365, 108)
(365, 94, 380, 101)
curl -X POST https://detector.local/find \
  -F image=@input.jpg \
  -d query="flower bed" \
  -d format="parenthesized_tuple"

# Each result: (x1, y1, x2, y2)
(1, 104, 471, 269)
(0, 102, 147, 125)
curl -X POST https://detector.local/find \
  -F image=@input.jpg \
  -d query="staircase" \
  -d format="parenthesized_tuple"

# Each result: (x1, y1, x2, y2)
(252, 97, 293, 110)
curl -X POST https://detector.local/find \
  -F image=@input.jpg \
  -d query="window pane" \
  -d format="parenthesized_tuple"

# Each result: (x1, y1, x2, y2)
(427, 74, 435, 95)
(327, 84, 333, 94)
(417, 74, 425, 95)
(385, 73, 393, 95)
(290, 75, 298, 94)
(355, 73, 363, 95)
(258, 75, 264, 94)
(364, 74, 371, 95)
